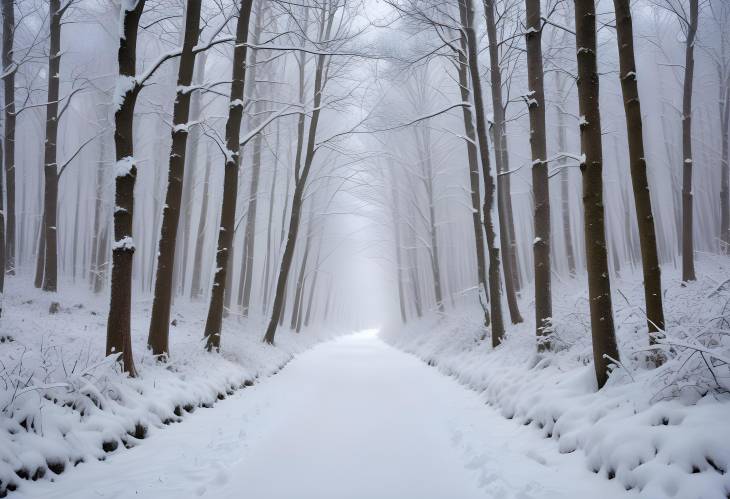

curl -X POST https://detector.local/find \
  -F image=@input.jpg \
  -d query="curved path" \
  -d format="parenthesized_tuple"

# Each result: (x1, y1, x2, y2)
(16, 332, 626, 499)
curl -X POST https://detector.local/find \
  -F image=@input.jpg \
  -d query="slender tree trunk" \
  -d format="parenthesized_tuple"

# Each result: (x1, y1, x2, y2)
(555, 72, 577, 275)
(176, 52, 206, 296)
(41, 0, 63, 292)
(388, 164, 408, 323)
(721, 75, 730, 251)
(290, 207, 314, 330)
(484, 0, 523, 324)
(613, 0, 666, 352)
(147, 0, 203, 357)
(263, 2, 334, 344)
(681, 0, 699, 282)
(90, 128, 108, 293)
(107, 0, 147, 376)
(456, 41, 490, 326)
(239, 8, 265, 316)
(0, 137, 4, 315)
(2, 0, 14, 277)
(303, 234, 323, 328)
(460, 0, 505, 347)
(525, 0, 552, 350)
(262, 121, 280, 313)
(574, 0, 620, 388)
(203, 0, 253, 351)
(34, 210, 45, 288)
(190, 150, 211, 299)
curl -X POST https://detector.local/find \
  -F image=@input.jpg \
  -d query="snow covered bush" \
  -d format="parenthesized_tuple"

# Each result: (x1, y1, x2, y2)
(0, 278, 338, 497)
(382, 258, 730, 499)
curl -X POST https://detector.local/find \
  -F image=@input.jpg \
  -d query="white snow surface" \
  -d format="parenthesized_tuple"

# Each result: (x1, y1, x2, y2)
(13, 332, 629, 499)
(382, 258, 730, 499)
(0, 277, 340, 496)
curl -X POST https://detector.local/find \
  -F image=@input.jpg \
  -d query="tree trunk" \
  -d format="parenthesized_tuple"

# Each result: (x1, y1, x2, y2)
(681, 0, 699, 282)
(107, 0, 146, 377)
(41, 0, 63, 292)
(262, 121, 280, 313)
(147, 0, 203, 358)
(460, 0, 505, 347)
(203, 0, 253, 351)
(90, 128, 109, 293)
(303, 234, 323, 328)
(524, 0, 552, 350)
(555, 72, 577, 275)
(574, 0, 620, 388)
(721, 75, 730, 251)
(388, 163, 408, 323)
(263, 2, 334, 345)
(2, 0, 14, 277)
(613, 0, 666, 352)
(190, 149, 211, 299)
(34, 210, 45, 288)
(290, 207, 314, 330)
(456, 39, 490, 326)
(484, 0, 523, 324)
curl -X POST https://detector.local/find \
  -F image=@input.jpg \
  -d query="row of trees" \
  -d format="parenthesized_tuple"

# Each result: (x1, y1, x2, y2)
(372, 0, 727, 387)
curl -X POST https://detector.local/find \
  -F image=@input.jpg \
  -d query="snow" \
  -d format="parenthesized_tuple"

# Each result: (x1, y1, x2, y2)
(382, 258, 730, 499)
(112, 76, 135, 112)
(0, 277, 341, 496)
(12, 332, 629, 499)
(111, 236, 134, 251)
(114, 156, 135, 178)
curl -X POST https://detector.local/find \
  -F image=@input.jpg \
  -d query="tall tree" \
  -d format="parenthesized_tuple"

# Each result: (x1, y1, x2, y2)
(483, 0, 523, 324)
(263, 0, 337, 344)
(203, 0, 254, 351)
(574, 0, 620, 388)
(1, 0, 13, 279)
(612, 0, 666, 352)
(148, 0, 204, 357)
(524, 0, 552, 350)
(107, 0, 147, 376)
(681, 0, 699, 281)
(459, 0, 505, 347)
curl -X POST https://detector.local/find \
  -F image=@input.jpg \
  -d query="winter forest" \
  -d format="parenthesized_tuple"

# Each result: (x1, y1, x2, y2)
(0, 0, 729, 497)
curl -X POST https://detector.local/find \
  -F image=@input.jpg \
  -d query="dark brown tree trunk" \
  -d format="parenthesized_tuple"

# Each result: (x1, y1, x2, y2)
(613, 0, 666, 352)
(681, 0, 698, 282)
(721, 76, 729, 251)
(574, 0, 620, 388)
(147, 0, 203, 358)
(524, 0, 552, 350)
(460, 0, 505, 347)
(203, 0, 253, 351)
(484, 0, 523, 324)
(34, 210, 45, 288)
(41, 0, 64, 292)
(456, 41, 490, 326)
(190, 150, 211, 299)
(2, 0, 14, 277)
(263, 3, 334, 345)
(107, 0, 147, 376)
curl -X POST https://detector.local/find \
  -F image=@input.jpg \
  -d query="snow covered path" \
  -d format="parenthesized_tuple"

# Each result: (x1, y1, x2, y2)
(15, 332, 628, 499)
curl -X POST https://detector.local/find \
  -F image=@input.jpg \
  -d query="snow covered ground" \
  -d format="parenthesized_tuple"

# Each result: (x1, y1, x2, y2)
(12, 332, 631, 499)
(0, 277, 341, 497)
(382, 258, 730, 499)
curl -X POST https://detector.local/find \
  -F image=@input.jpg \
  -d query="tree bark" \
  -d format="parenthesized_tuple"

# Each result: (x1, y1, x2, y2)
(459, 0, 505, 347)
(681, 0, 699, 282)
(555, 72, 577, 275)
(41, 0, 64, 292)
(484, 0, 523, 324)
(721, 75, 729, 251)
(456, 39, 490, 326)
(107, 0, 146, 377)
(1, 0, 14, 277)
(147, 0, 203, 357)
(574, 0, 620, 388)
(203, 0, 254, 351)
(524, 0, 552, 350)
(290, 205, 314, 330)
(613, 0, 666, 351)
(262, 121, 280, 313)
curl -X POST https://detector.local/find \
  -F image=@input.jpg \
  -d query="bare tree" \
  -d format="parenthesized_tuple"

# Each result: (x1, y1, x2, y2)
(203, 0, 254, 351)
(574, 0, 619, 388)
(523, 0, 551, 349)
(612, 0, 666, 354)
(148, 0, 204, 358)
(1, 0, 14, 279)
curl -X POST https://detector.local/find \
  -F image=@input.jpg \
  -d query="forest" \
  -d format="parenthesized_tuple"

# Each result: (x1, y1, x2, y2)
(0, 0, 729, 497)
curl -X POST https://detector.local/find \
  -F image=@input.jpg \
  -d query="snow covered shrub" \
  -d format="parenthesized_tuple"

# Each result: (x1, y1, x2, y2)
(382, 259, 730, 499)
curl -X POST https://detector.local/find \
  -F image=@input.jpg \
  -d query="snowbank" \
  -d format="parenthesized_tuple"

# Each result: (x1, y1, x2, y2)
(0, 278, 338, 497)
(382, 258, 730, 499)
